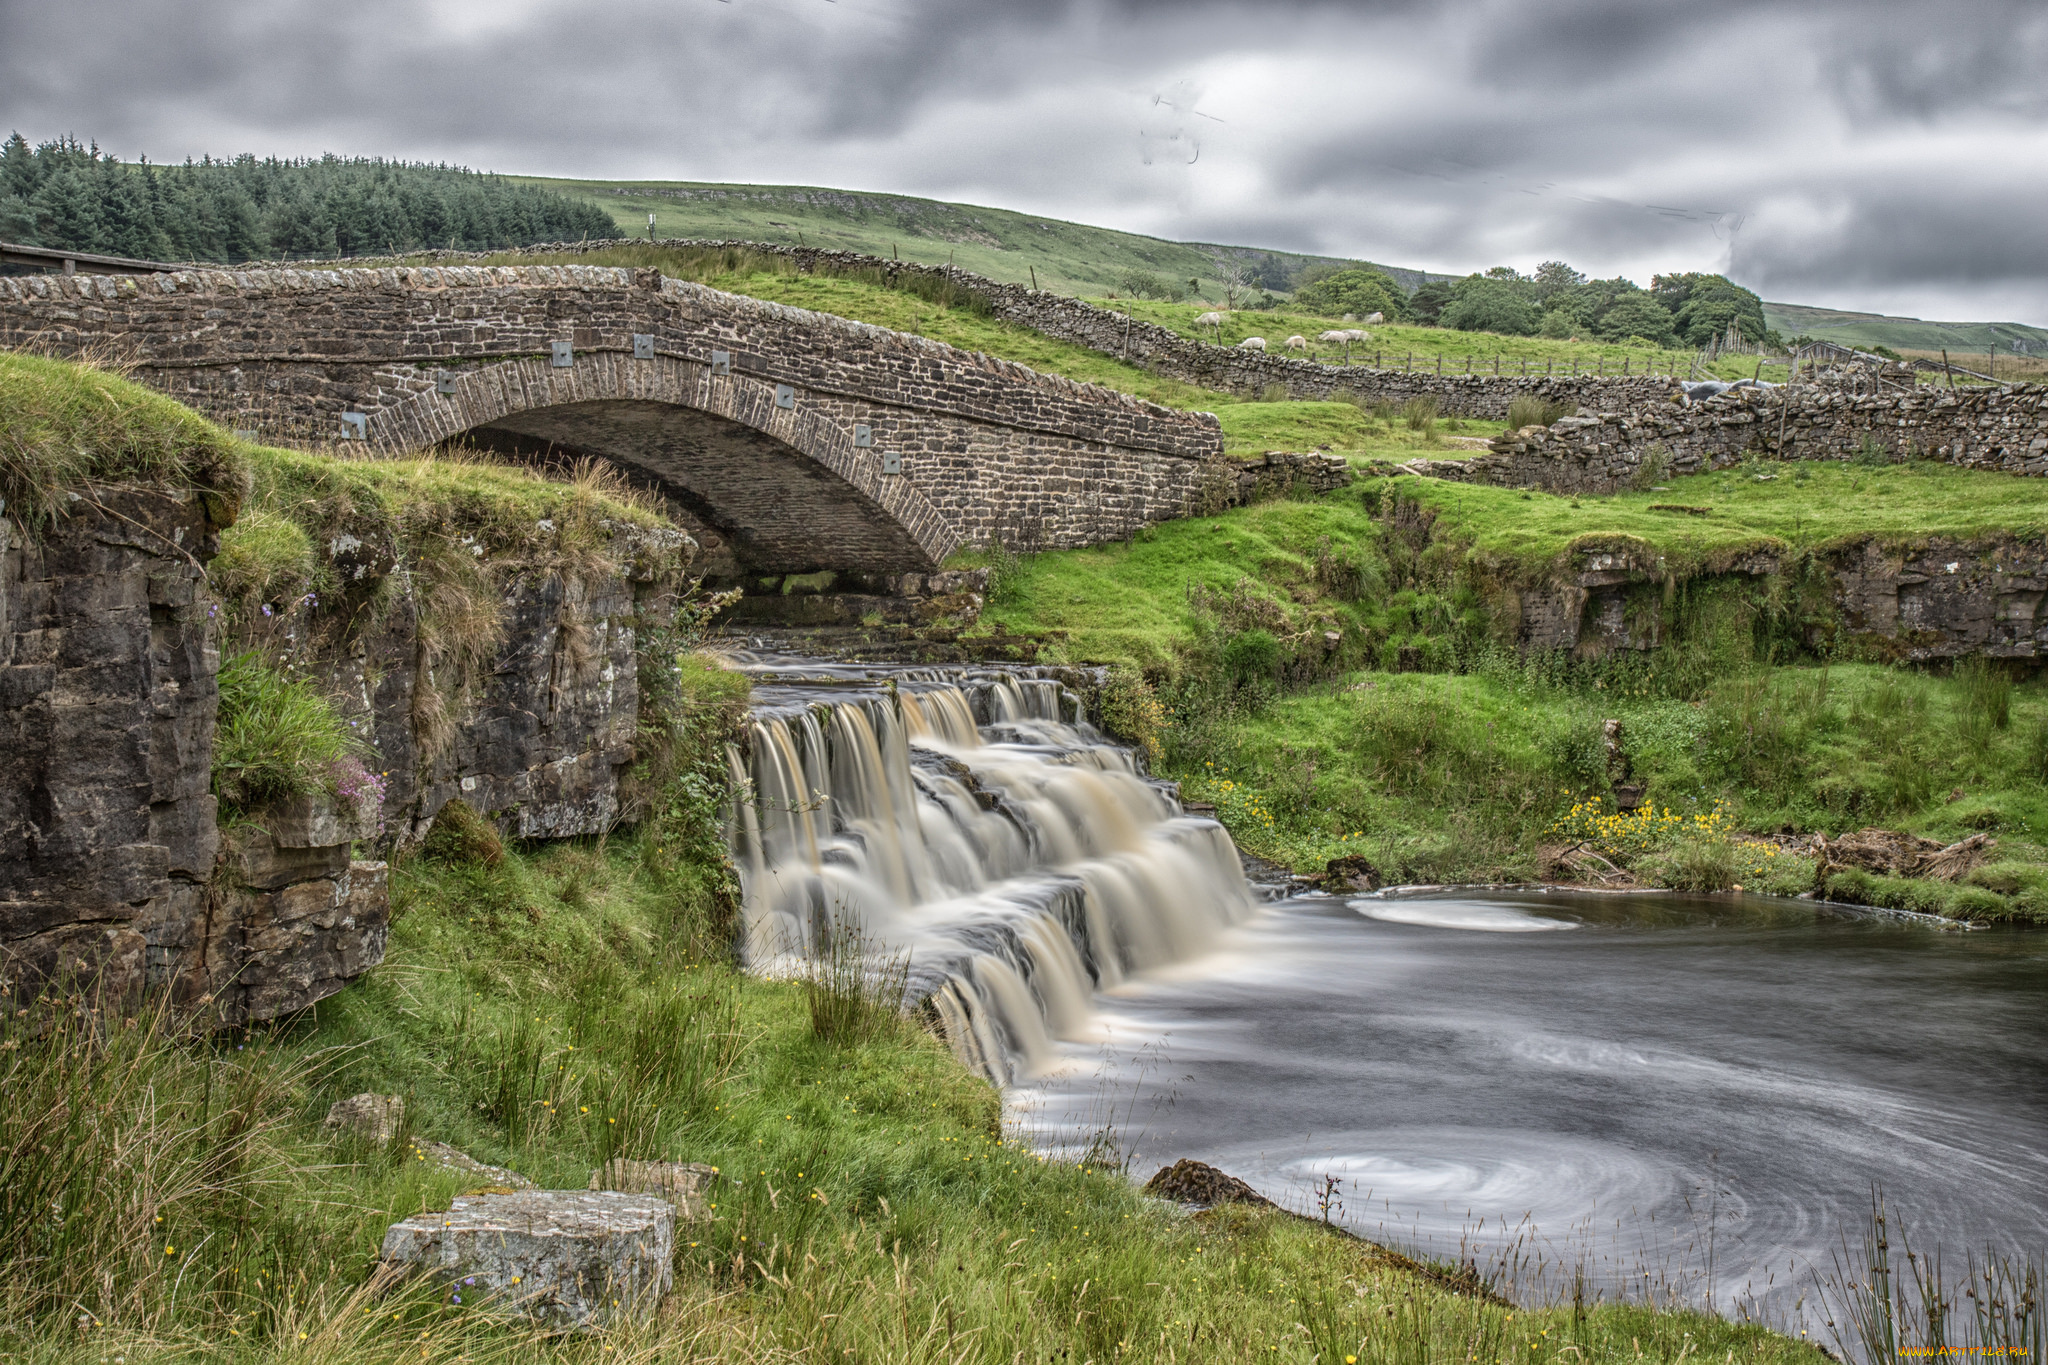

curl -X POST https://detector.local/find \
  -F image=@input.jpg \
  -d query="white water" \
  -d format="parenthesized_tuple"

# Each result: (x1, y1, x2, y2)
(724, 658, 1255, 1084)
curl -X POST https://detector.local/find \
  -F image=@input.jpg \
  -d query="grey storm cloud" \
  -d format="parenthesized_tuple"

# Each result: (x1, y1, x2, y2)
(3, 0, 2045, 322)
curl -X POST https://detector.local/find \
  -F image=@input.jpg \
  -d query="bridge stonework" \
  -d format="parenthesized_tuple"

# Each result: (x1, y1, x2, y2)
(0, 265, 1224, 574)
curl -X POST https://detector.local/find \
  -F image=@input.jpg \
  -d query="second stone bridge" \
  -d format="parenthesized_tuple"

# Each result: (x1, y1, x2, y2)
(0, 263, 1224, 576)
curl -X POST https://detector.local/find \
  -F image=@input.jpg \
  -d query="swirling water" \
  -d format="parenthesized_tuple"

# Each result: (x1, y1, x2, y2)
(1009, 890, 2048, 1322)
(722, 657, 2048, 1322)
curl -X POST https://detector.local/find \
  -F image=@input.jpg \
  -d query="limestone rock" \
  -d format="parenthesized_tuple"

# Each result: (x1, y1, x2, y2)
(379, 1190, 674, 1328)
(406, 1139, 536, 1191)
(588, 1158, 715, 1217)
(324, 1092, 404, 1144)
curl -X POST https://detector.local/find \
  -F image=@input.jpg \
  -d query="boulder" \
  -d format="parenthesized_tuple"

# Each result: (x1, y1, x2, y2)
(1143, 1159, 1275, 1210)
(1322, 854, 1380, 893)
(588, 1158, 715, 1218)
(324, 1093, 404, 1145)
(379, 1190, 673, 1328)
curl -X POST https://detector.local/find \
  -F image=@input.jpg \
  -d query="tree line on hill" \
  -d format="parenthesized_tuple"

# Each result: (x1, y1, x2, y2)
(0, 134, 622, 264)
(1409, 262, 1772, 348)
(1120, 251, 1773, 350)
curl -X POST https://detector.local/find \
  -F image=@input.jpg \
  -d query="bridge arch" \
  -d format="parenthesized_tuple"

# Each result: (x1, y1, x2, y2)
(369, 352, 957, 575)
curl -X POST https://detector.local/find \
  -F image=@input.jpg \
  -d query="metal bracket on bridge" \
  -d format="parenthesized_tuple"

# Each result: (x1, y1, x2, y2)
(633, 334, 655, 360)
(854, 424, 873, 447)
(551, 340, 574, 367)
(338, 412, 368, 441)
(710, 350, 731, 376)
(435, 372, 459, 395)
(775, 384, 796, 409)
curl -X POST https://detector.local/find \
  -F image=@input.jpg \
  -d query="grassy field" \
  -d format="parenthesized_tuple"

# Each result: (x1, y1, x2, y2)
(1102, 298, 1702, 377)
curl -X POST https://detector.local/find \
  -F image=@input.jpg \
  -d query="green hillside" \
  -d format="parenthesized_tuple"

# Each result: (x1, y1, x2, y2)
(508, 175, 1445, 299)
(514, 174, 2048, 351)
(1764, 300, 2048, 355)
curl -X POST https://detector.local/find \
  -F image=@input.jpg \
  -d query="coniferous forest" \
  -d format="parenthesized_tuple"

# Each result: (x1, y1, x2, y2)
(0, 134, 622, 264)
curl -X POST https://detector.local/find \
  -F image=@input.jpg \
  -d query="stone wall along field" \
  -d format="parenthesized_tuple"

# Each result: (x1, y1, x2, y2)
(1382, 381, 2048, 495)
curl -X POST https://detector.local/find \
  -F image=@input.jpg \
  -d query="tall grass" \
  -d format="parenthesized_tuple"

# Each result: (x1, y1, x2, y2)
(0, 989, 311, 1331)
(1814, 1196, 2044, 1365)
(211, 650, 359, 819)
(1506, 392, 1573, 430)
(802, 917, 911, 1046)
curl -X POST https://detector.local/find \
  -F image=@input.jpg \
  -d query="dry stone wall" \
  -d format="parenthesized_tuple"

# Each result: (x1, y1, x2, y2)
(1429, 382, 2048, 494)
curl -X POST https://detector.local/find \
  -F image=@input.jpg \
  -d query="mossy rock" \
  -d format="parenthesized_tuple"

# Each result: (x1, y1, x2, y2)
(422, 797, 504, 867)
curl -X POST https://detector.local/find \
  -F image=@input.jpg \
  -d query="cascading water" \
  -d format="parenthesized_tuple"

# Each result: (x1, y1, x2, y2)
(723, 656, 1254, 1085)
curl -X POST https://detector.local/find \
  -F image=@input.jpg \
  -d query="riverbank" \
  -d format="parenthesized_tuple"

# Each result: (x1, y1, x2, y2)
(1, 756, 1826, 1363)
(958, 471, 2048, 922)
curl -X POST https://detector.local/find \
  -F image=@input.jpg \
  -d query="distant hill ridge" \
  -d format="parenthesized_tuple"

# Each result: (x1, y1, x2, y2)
(524, 173, 2045, 351)
(514, 174, 1448, 300)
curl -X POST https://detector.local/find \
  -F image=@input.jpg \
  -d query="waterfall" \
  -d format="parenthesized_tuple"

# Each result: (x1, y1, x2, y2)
(724, 659, 1254, 1086)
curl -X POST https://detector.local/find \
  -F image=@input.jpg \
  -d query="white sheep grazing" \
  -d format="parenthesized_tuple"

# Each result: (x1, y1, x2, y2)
(1285, 335, 1309, 352)
(1363, 312, 1385, 325)
(1194, 311, 1228, 328)
(1239, 336, 1267, 351)
(1317, 330, 1351, 345)
(1344, 329, 1372, 343)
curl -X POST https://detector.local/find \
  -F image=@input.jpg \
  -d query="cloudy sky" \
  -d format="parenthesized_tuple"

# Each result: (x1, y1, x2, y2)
(6, 0, 2046, 322)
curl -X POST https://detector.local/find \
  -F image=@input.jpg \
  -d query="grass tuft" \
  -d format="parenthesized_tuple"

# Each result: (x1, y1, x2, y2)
(211, 650, 359, 821)
(0, 352, 248, 534)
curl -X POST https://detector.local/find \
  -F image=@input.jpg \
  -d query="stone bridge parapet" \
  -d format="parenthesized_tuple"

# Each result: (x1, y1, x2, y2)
(0, 265, 1226, 574)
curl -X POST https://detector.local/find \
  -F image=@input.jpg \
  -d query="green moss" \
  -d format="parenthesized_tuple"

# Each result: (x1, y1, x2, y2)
(0, 351, 247, 533)
(419, 796, 504, 867)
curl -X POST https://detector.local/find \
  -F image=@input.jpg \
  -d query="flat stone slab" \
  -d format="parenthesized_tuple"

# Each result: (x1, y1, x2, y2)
(407, 1139, 536, 1191)
(588, 1158, 715, 1218)
(380, 1190, 673, 1328)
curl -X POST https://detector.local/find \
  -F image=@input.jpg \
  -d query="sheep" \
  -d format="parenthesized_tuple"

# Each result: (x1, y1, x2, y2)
(1238, 336, 1267, 351)
(1319, 329, 1369, 364)
(1285, 335, 1309, 352)
(1363, 312, 1385, 325)
(1194, 311, 1228, 329)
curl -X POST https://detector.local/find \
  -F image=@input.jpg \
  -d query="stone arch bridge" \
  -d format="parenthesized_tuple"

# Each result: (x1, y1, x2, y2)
(0, 264, 1223, 576)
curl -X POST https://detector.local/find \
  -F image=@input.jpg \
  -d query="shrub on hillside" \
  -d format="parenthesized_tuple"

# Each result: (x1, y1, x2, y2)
(421, 796, 504, 867)
(1596, 294, 1678, 345)
(1291, 267, 1408, 321)
(1440, 280, 1539, 336)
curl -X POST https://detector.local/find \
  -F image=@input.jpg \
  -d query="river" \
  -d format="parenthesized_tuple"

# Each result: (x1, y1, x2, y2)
(724, 656, 2048, 1328)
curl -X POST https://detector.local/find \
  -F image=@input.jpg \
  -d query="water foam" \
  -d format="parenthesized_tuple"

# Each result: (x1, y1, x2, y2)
(725, 660, 1255, 1085)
